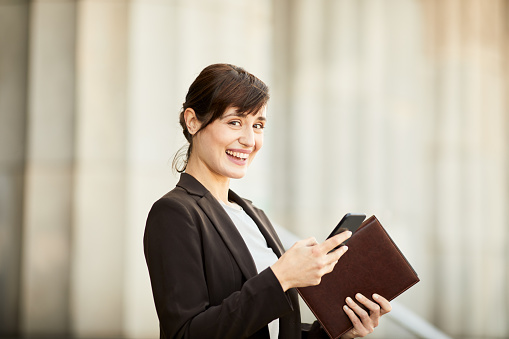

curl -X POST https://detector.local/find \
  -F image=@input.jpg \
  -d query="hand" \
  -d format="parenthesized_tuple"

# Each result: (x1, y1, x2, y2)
(271, 232, 351, 291)
(341, 293, 392, 338)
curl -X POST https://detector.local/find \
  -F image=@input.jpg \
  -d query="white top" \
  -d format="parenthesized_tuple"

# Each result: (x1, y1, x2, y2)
(220, 201, 280, 339)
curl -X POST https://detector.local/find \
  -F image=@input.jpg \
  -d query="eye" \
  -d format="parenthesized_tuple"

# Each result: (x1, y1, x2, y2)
(228, 120, 241, 127)
(253, 122, 265, 130)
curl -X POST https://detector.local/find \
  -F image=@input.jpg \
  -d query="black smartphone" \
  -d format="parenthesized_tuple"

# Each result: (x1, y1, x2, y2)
(327, 213, 366, 252)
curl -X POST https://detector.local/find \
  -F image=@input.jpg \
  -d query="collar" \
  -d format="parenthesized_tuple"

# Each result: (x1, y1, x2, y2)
(176, 172, 210, 197)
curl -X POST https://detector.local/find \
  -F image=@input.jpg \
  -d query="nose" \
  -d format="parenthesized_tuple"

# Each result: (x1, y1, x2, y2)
(239, 125, 255, 147)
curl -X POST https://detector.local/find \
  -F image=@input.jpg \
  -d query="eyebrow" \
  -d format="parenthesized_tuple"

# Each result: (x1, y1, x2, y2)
(222, 112, 267, 121)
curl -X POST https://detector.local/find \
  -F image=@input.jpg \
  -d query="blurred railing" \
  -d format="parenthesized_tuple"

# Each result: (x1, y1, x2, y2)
(388, 301, 452, 339)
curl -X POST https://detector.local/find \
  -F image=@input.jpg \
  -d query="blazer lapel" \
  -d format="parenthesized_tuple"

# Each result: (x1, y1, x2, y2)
(176, 173, 258, 280)
(197, 193, 258, 280)
(229, 190, 286, 258)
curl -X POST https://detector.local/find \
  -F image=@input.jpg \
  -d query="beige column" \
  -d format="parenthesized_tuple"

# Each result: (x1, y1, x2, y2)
(285, 0, 329, 239)
(269, 0, 293, 229)
(20, 0, 76, 335)
(123, 1, 177, 337)
(72, 1, 128, 337)
(459, 0, 507, 335)
(0, 0, 29, 335)
(432, 0, 465, 333)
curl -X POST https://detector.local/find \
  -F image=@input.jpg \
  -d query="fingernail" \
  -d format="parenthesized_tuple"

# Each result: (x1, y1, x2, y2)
(346, 297, 353, 303)
(346, 231, 352, 237)
(373, 293, 380, 299)
(356, 293, 363, 300)
(343, 305, 349, 311)
(342, 245, 348, 252)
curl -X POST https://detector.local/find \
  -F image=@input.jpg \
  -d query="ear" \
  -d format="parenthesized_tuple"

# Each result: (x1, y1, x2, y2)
(183, 108, 201, 135)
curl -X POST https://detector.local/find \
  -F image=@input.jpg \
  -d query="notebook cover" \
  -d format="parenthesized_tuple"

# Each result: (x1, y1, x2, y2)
(297, 216, 419, 339)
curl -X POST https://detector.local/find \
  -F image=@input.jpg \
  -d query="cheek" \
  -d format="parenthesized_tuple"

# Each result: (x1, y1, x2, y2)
(209, 133, 228, 151)
(255, 134, 264, 150)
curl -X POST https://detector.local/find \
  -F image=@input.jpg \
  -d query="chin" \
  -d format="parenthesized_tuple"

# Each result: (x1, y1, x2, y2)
(228, 172, 247, 179)
(225, 168, 248, 179)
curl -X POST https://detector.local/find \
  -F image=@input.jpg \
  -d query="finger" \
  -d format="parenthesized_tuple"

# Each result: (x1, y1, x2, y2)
(373, 293, 392, 315)
(329, 247, 345, 264)
(355, 293, 380, 327)
(342, 305, 369, 337)
(323, 242, 349, 264)
(355, 293, 380, 314)
(323, 253, 342, 273)
(345, 297, 373, 331)
(319, 231, 352, 254)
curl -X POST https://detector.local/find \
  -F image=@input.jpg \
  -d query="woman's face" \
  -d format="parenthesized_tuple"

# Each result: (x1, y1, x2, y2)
(190, 106, 266, 180)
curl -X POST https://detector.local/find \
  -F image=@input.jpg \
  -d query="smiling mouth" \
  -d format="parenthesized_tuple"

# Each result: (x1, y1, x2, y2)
(226, 150, 249, 160)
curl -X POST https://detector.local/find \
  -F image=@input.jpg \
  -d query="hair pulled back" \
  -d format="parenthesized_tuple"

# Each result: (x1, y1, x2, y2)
(173, 63, 269, 173)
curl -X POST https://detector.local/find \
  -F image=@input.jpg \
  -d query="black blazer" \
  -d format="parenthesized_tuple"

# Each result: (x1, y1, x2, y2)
(144, 173, 327, 339)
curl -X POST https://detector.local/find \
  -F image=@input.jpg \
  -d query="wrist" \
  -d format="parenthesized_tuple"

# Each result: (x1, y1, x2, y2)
(270, 263, 290, 292)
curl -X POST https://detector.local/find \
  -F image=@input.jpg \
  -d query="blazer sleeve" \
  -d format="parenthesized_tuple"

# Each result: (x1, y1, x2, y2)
(144, 197, 294, 339)
(302, 321, 330, 339)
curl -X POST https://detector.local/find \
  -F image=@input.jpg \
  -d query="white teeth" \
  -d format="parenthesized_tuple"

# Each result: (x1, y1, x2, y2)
(226, 150, 249, 159)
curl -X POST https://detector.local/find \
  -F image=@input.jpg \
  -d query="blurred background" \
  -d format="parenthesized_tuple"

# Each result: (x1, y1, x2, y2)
(1, 0, 508, 338)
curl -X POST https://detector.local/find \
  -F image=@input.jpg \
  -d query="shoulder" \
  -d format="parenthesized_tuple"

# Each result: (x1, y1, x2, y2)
(154, 185, 195, 208)
(148, 186, 200, 224)
(144, 187, 204, 249)
(145, 186, 205, 239)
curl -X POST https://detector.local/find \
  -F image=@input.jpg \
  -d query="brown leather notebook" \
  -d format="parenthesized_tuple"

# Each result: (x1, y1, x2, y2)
(297, 216, 419, 339)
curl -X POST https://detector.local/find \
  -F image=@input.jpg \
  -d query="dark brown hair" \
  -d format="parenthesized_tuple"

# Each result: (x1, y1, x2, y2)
(173, 63, 269, 173)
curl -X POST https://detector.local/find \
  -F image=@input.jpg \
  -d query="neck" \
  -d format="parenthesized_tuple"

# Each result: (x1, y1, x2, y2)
(185, 161, 230, 205)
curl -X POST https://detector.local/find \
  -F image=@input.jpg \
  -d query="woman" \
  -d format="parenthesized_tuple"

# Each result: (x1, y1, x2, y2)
(144, 63, 391, 339)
